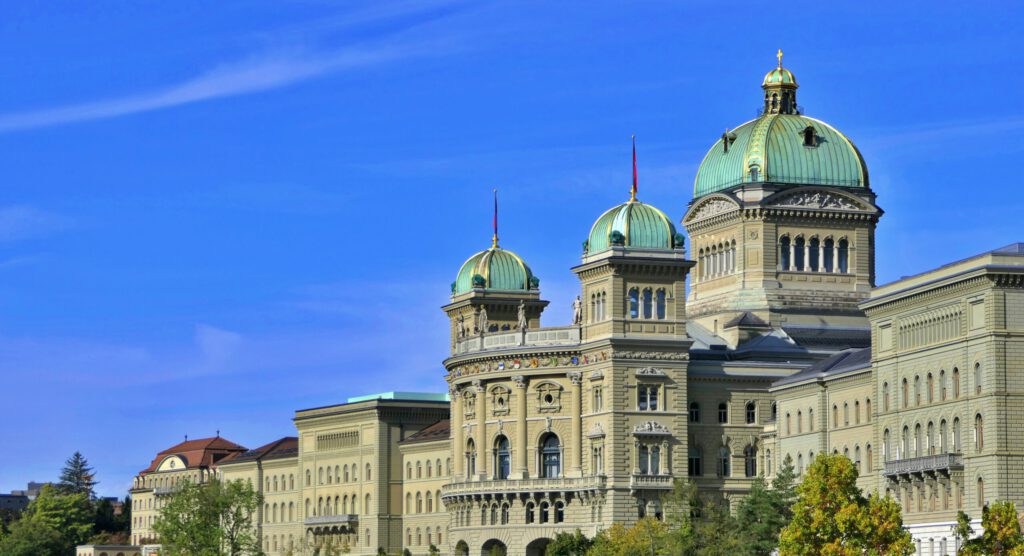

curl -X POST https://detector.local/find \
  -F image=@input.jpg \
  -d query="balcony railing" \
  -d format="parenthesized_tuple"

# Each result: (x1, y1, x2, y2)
(304, 514, 358, 527)
(454, 326, 581, 355)
(441, 475, 605, 500)
(630, 474, 675, 491)
(883, 453, 963, 478)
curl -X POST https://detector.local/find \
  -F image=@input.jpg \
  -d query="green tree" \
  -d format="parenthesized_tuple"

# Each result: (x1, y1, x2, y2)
(954, 510, 976, 554)
(58, 452, 97, 498)
(958, 501, 1024, 556)
(0, 517, 66, 556)
(153, 478, 263, 556)
(589, 518, 670, 556)
(428, 543, 441, 556)
(778, 454, 913, 556)
(736, 455, 798, 555)
(547, 529, 594, 556)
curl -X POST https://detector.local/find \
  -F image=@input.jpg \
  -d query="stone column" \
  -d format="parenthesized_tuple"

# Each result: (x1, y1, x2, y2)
(818, 243, 825, 272)
(452, 385, 464, 480)
(803, 240, 809, 272)
(633, 439, 641, 474)
(474, 380, 487, 480)
(788, 242, 794, 271)
(513, 376, 528, 479)
(833, 243, 841, 273)
(569, 371, 583, 476)
(661, 440, 670, 475)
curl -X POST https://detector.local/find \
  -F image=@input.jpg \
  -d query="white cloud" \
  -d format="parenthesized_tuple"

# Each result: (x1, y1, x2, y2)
(0, 205, 69, 242)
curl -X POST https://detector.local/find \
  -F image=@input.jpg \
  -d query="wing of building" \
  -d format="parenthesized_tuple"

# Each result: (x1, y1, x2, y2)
(127, 55, 1024, 556)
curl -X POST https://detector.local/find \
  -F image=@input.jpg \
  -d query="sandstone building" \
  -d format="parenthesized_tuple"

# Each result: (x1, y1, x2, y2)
(129, 54, 1024, 556)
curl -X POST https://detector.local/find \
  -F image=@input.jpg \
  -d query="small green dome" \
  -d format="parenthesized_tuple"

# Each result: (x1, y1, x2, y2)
(694, 114, 869, 198)
(762, 67, 797, 87)
(453, 246, 536, 295)
(586, 200, 680, 254)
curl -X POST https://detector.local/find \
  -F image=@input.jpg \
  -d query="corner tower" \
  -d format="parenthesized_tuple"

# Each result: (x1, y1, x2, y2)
(682, 51, 882, 345)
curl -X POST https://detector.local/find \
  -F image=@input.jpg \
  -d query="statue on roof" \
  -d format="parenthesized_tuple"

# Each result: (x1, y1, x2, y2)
(517, 300, 528, 330)
(477, 306, 489, 335)
(572, 295, 583, 325)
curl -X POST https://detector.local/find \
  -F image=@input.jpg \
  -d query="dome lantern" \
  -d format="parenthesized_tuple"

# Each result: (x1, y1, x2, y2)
(762, 49, 799, 115)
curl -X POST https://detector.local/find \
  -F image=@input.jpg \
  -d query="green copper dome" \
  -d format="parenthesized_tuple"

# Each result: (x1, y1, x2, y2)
(586, 199, 681, 254)
(453, 246, 536, 295)
(694, 53, 868, 198)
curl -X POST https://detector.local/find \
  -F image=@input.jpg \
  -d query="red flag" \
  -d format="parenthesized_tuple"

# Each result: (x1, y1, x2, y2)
(631, 135, 638, 200)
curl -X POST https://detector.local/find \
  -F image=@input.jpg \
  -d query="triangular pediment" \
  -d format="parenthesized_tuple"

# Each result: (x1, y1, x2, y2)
(683, 194, 740, 225)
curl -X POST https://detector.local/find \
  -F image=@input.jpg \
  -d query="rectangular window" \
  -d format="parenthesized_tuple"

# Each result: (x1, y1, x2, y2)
(593, 386, 603, 412)
(638, 385, 659, 411)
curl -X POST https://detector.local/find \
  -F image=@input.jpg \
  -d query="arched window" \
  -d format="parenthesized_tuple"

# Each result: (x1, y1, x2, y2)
(883, 382, 890, 411)
(977, 477, 985, 507)
(466, 439, 477, 476)
(974, 363, 982, 394)
(854, 446, 862, 471)
(940, 370, 947, 401)
(525, 502, 535, 524)
(833, 404, 839, 428)
(651, 446, 661, 475)
(771, 402, 777, 421)
(902, 378, 909, 407)
(797, 410, 803, 433)
(688, 446, 702, 477)
(780, 236, 791, 270)
(914, 376, 921, 406)
(927, 422, 935, 455)
(855, 401, 861, 424)
(953, 417, 962, 452)
(843, 402, 849, 426)
(366, 463, 372, 481)
(494, 436, 510, 480)
(785, 412, 792, 435)
(901, 426, 910, 458)
(838, 239, 849, 273)
(501, 503, 510, 525)
(689, 402, 700, 423)
(744, 445, 757, 477)
(656, 289, 666, 319)
(718, 402, 728, 423)
(719, 446, 731, 477)
(824, 238, 835, 272)
(541, 434, 561, 478)
(406, 462, 412, 479)
(865, 399, 871, 422)
(416, 461, 422, 478)
(794, 236, 806, 271)
(866, 444, 873, 471)
(883, 429, 891, 461)
(974, 414, 984, 451)
(765, 449, 773, 476)
(628, 288, 640, 319)
(809, 237, 820, 271)
(642, 288, 653, 319)
(305, 470, 311, 487)
(539, 501, 550, 523)
(555, 501, 565, 523)
(426, 491, 433, 513)
(797, 453, 804, 475)
(953, 368, 961, 398)
(416, 492, 422, 513)
(318, 467, 324, 485)
(914, 424, 922, 456)
(808, 408, 814, 431)
(927, 373, 934, 403)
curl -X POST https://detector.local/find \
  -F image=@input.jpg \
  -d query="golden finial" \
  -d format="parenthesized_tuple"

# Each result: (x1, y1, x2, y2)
(777, 48, 784, 68)
(492, 188, 499, 248)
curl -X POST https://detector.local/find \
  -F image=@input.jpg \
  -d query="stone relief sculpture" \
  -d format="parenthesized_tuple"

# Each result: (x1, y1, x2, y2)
(772, 191, 861, 210)
(689, 198, 737, 222)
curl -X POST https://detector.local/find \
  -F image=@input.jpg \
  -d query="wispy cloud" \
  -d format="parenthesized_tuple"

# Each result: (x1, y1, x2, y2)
(0, 46, 418, 133)
(0, 205, 69, 242)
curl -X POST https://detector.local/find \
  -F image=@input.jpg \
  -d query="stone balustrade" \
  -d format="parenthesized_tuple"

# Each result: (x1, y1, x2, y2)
(304, 514, 358, 527)
(883, 453, 963, 478)
(441, 475, 605, 501)
(454, 326, 581, 355)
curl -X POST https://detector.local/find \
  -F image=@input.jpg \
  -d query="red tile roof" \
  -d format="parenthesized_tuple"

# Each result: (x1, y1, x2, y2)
(399, 420, 451, 445)
(139, 436, 247, 475)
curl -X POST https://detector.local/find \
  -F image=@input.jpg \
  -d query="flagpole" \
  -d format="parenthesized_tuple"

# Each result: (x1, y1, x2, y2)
(492, 189, 499, 248)
(631, 135, 638, 201)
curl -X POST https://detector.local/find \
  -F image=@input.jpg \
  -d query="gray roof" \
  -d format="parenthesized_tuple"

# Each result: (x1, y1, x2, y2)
(772, 347, 871, 387)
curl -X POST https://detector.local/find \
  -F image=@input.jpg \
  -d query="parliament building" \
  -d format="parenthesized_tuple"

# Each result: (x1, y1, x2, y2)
(127, 55, 1024, 556)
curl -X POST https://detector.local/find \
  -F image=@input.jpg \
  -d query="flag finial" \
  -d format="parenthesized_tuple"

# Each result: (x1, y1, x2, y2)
(630, 135, 638, 202)
(777, 48, 784, 68)
(492, 189, 499, 248)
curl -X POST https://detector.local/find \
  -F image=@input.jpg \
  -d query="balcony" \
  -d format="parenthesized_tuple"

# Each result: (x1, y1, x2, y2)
(441, 475, 605, 501)
(630, 474, 675, 492)
(304, 514, 358, 527)
(454, 326, 581, 355)
(153, 487, 177, 496)
(883, 453, 963, 479)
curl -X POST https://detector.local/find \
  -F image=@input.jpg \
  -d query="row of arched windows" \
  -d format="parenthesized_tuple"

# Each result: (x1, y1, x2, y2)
(264, 501, 295, 523)
(405, 526, 442, 548)
(264, 534, 294, 554)
(779, 235, 849, 273)
(264, 473, 295, 493)
(687, 445, 757, 477)
(834, 444, 873, 473)
(628, 287, 668, 319)
(307, 463, 371, 487)
(464, 433, 562, 479)
(697, 240, 736, 280)
(405, 489, 444, 514)
(689, 401, 759, 424)
(897, 308, 962, 349)
(406, 458, 451, 480)
(589, 290, 608, 322)
(883, 364, 980, 412)
(831, 398, 871, 429)
(304, 493, 371, 517)
(883, 414, 982, 460)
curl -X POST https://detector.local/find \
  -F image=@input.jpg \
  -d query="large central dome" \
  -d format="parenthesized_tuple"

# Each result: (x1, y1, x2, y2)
(693, 54, 868, 198)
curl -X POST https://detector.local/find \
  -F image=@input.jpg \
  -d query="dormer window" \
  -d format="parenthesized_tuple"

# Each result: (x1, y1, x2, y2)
(802, 126, 816, 147)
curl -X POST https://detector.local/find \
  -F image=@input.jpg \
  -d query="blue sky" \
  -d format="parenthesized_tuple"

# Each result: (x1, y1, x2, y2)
(0, 1, 1021, 497)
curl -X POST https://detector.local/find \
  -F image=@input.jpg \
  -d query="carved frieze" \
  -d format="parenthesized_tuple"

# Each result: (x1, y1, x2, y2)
(688, 198, 739, 222)
(632, 421, 672, 436)
(635, 367, 667, 377)
(769, 191, 864, 211)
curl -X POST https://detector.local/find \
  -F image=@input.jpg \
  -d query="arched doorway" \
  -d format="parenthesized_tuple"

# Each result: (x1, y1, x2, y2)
(482, 539, 508, 556)
(526, 538, 552, 556)
(455, 540, 470, 556)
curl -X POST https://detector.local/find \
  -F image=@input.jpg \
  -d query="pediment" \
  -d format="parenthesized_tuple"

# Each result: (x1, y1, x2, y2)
(683, 194, 740, 225)
(157, 455, 188, 472)
(763, 188, 876, 213)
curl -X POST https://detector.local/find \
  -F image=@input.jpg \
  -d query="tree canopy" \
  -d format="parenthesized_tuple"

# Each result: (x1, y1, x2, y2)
(153, 478, 263, 556)
(58, 452, 97, 498)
